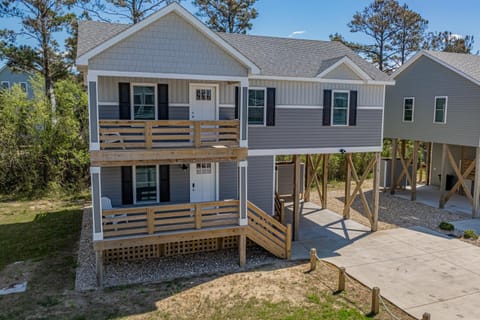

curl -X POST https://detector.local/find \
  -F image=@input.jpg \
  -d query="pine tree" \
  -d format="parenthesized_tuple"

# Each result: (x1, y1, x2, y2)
(193, 0, 259, 34)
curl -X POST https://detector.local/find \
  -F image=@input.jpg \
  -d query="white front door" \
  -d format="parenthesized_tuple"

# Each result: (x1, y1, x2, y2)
(190, 162, 216, 203)
(189, 85, 216, 120)
(189, 85, 217, 203)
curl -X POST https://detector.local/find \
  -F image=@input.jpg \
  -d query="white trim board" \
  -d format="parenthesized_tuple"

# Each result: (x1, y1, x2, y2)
(275, 105, 383, 110)
(250, 74, 395, 86)
(76, 3, 260, 74)
(248, 146, 382, 156)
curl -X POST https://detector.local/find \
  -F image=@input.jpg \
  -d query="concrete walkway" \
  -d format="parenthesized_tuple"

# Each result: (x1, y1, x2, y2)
(290, 202, 480, 320)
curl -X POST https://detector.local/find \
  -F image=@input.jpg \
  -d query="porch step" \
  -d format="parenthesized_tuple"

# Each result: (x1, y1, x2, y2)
(246, 201, 292, 259)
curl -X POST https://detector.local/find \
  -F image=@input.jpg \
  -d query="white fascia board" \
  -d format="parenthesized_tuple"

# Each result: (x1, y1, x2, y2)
(76, 3, 260, 74)
(249, 74, 394, 86)
(248, 146, 382, 156)
(316, 56, 372, 81)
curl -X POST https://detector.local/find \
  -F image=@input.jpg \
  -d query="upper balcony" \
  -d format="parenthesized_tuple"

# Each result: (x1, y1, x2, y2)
(90, 119, 247, 166)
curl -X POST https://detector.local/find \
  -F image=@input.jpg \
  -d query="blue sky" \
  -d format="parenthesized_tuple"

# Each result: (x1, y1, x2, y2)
(1, 0, 479, 68)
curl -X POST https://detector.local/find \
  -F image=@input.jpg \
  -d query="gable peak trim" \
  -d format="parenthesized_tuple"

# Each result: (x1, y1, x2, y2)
(316, 56, 372, 81)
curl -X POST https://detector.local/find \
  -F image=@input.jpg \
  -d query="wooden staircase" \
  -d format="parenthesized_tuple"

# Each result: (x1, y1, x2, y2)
(246, 201, 292, 259)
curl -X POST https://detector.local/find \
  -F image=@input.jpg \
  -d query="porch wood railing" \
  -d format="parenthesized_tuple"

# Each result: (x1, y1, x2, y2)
(102, 200, 240, 239)
(247, 201, 292, 259)
(99, 120, 240, 150)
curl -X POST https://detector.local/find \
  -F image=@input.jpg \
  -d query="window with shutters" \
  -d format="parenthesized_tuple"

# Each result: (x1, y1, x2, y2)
(403, 97, 414, 122)
(332, 91, 350, 126)
(1, 81, 10, 91)
(434, 96, 447, 124)
(134, 165, 158, 203)
(248, 88, 266, 125)
(19, 82, 28, 93)
(132, 84, 156, 120)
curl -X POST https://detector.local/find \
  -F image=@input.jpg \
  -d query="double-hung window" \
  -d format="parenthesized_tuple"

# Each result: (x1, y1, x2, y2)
(132, 85, 156, 120)
(434, 96, 447, 124)
(20, 82, 28, 93)
(135, 165, 158, 203)
(332, 91, 349, 126)
(1, 81, 10, 91)
(403, 97, 414, 122)
(248, 88, 266, 125)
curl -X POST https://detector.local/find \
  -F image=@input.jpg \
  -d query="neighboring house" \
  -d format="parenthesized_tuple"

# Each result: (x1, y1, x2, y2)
(384, 50, 480, 217)
(0, 65, 34, 99)
(76, 3, 392, 285)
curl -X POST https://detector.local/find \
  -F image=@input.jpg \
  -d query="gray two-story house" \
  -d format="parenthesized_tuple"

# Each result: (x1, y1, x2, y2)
(76, 3, 391, 285)
(385, 50, 480, 217)
(0, 65, 34, 98)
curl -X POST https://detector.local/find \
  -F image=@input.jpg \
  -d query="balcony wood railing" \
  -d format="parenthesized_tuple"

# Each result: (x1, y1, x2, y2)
(99, 120, 240, 150)
(102, 200, 240, 239)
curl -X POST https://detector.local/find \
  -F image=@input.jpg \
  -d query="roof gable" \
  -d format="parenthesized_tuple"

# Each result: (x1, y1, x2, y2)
(392, 50, 480, 87)
(76, 3, 259, 74)
(316, 57, 371, 81)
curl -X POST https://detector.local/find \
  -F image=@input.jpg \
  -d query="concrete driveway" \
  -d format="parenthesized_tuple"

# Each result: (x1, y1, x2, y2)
(291, 203, 480, 320)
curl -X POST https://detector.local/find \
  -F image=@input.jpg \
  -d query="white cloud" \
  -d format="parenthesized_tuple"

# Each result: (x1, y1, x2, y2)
(288, 30, 306, 38)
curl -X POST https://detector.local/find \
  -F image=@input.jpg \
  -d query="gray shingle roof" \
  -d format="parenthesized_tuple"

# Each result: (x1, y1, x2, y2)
(77, 20, 389, 81)
(423, 50, 480, 83)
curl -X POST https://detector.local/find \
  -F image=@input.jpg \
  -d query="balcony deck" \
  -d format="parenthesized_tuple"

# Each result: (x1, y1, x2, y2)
(91, 120, 247, 166)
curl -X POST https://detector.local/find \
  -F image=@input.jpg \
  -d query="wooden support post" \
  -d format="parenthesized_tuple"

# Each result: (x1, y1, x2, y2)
(390, 139, 397, 194)
(411, 141, 419, 201)
(304, 155, 311, 201)
(337, 267, 346, 292)
(309, 248, 317, 271)
(194, 122, 201, 148)
(239, 234, 246, 267)
(322, 154, 329, 209)
(422, 312, 431, 320)
(95, 250, 104, 288)
(343, 154, 352, 219)
(285, 224, 292, 259)
(293, 155, 301, 241)
(145, 121, 152, 149)
(194, 204, 202, 229)
(371, 287, 380, 315)
(473, 147, 480, 218)
(439, 144, 448, 209)
(147, 208, 155, 234)
(426, 142, 432, 185)
(372, 153, 381, 232)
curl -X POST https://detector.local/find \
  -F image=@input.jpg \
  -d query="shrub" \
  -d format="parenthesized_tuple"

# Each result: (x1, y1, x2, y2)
(438, 221, 454, 231)
(463, 230, 479, 240)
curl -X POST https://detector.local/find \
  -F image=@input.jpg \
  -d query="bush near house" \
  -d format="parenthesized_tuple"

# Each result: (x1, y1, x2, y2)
(438, 221, 455, 231)
(463, 229, 478, 240)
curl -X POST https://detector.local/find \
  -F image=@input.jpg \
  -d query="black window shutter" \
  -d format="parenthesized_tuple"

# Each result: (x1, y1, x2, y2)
(266, 87, 276, 126)
(323, 90, 332, 126)
(121, 166, 133, 205)
(119, 83, 130, 120)
(159, 165, 170, 202)
(349, 90, 358, 126)
(158, 84, 169, 120)
(234, 86, 240, 119)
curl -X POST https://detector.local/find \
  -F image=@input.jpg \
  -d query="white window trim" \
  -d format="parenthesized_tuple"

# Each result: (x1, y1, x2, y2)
(1, 81, 10, 90)
(247, 87, 267, 127)
(130, 83, 157, 120)
(402, 97, 415, 123)
(133, 165, 160, 205)
(433, 96, 448, 124)
(331, 90, 350, 127)
(19, 82, 28, 93)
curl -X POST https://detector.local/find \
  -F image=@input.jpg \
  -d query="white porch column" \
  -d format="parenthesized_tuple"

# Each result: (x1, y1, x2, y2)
(238, 160, 248, 226)
(239, 79, 249, 148)
(91, 167, 103, 241)
(88, 74, 99, 151)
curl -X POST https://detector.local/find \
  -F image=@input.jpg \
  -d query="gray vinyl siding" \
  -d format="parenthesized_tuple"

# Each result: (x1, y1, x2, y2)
(249, 80, 384, 107)
(101, 167, 122, 206)
(0, 68, 34, 99)
(170, 165, 189, 202)
(98, 104, 119, 120)
(219, 107, 235, 120)
(99, 105, 233, 120)
(249, 109, 383, 149)
(90, 12, 248, 77)
(219, 162, 238, 200)
(385, 56, 480, 147)
(169, 106, 189, 120)
(98, 77, 236, 105)
(248, 156, 274, 215)
(323, 64, 362, 81)
(89, 82, 98, 143)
